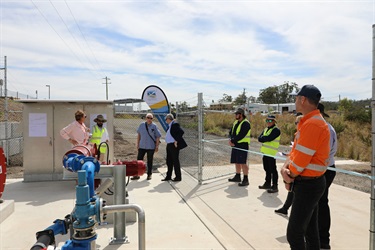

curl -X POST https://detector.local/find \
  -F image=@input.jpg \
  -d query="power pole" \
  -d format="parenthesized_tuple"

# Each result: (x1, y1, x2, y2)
(102, 76, 111, 100)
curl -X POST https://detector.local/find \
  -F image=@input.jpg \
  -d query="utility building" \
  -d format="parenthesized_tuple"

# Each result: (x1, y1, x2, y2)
(18, 100, 113, 182)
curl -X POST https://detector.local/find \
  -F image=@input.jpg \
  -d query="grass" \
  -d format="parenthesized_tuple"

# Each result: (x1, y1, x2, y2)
(203, 112, 371, 162)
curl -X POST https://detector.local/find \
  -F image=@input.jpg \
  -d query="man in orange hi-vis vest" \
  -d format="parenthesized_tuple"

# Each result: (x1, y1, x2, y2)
(280, 85, 330, 250)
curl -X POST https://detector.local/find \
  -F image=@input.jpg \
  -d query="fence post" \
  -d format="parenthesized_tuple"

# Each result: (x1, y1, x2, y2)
(370, 24, 375, 250)
(198, 93, 203, 184)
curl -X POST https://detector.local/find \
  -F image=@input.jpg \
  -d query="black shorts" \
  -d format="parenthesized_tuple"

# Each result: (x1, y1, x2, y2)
(230, 143, 249, 164)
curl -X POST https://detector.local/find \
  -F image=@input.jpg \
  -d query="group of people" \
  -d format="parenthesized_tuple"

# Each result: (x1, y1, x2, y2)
(60, 111, 187, 183)
(60, 110, 109, 162)
(60, 84, 336, 249)
(131, 112, 187, 182)
(228, 84, 337, 249)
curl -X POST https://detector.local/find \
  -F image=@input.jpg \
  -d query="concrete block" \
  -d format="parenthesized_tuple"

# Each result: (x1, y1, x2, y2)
(0, 199, 14, 224)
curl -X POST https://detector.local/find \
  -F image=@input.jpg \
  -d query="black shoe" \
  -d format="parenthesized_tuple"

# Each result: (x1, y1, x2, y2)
(274, 208, 288, 216)
(161, 178, 171, 181)
(258, 182, 271, 189)
(238, 180, 249, 186)
(172, 178, 181, 182)
(147, 175, 152, 180)
(228, 174, 241, 182)
(267, 186, 278, 193)
(131, 176, 140, 180)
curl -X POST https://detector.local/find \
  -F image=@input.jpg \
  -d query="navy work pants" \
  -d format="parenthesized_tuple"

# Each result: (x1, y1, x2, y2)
(166, 143, 181, 180)
(287, 176, 326, 250)
(318, 165, 336, 247)
(137, 148, 155, 176)
(262, 155, 278, 185)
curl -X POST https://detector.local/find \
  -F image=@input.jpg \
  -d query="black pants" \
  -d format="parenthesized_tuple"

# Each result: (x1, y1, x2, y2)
(287, 176, 326, 250)
(318, 165, 336, 247)
(262, 155, 278, 185)
(137, 148, 155, 176)
(282, 191, 294, 211)
(166, 143, 181, 180)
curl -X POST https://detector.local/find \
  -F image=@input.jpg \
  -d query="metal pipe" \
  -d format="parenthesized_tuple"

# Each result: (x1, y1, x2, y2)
(102, 204, 145, 250)
(95, 178, 113, 197)
(113, 164, 126, 243)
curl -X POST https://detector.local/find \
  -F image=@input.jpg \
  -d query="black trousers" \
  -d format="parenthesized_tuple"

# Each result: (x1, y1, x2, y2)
(137, 148, 155, 176)
(166, 143, 181, 180)
(262, 155, 278, 185)
(287, 176, 326, 250)
(318, 165, 336, 246)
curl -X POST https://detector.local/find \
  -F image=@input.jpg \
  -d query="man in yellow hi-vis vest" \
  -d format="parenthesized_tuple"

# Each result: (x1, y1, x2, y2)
(90, 114, 109, 162)
(258, 115, 281, 193)
(228, 108, 251, 187)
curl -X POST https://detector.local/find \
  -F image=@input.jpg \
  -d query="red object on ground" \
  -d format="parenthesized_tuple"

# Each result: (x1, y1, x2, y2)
(113, 160, 146, 177)
(0, 147, 7, 199)
(64, 144, 97, 158)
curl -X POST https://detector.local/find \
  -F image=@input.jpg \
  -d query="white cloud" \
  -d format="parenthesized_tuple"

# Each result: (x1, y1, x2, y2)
(0, 1, 373, 104)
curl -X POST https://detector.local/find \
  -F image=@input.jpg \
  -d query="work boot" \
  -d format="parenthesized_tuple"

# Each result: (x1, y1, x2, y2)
(238, 176, 249, 186)
(228, 173, 241, 182)
(267, 185, 279, 193)
(258, 182, 271, 189)
(274, 207, 288, 216)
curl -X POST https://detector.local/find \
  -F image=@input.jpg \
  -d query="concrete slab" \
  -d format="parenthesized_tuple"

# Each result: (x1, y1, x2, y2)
(0, 161, 371, 250)
(0, 199, 14, 224)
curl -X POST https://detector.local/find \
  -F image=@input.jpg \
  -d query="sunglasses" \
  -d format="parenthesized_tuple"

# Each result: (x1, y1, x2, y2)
(266, 119, 274, 122)
(146, 117, 153, 119)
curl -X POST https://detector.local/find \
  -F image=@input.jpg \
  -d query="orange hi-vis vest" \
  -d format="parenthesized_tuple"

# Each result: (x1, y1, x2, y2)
(289, 109, 330, 177)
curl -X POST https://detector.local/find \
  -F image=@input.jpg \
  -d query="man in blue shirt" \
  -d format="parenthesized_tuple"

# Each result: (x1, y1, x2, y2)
(131, 113, 161, 180)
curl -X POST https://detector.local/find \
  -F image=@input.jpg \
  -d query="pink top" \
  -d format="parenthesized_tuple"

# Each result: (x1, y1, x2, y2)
(60, 121, 89, 145)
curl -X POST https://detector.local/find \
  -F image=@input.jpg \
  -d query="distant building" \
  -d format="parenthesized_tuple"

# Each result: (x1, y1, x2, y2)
(209, 102, 234, 111)
(245, 102, 296, 114)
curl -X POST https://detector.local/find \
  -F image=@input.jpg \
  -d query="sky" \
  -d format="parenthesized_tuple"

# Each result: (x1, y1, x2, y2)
(0, 0, 374, 107)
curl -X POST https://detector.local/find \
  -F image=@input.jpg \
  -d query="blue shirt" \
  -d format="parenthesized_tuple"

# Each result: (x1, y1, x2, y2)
(137, 122, 161, 150)
(165, 121, 175, 143)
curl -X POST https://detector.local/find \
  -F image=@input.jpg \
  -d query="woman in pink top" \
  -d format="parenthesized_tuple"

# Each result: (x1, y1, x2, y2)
(60, 109, 90, 146)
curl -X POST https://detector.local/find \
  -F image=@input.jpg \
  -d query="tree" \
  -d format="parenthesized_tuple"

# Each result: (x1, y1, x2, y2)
(258, 82, 299, 104)
(233, 88, 247, 105)
(218, 93, 233, 102)
(178, 101, 189, 112)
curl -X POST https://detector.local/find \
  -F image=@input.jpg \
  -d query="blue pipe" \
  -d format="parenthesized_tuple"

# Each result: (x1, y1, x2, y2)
(81, 162, 96, 198)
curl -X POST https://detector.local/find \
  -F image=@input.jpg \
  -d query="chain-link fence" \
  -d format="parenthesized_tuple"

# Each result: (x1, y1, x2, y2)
(0, 99, 24, 167)
(112, 112, 167, 169)
(177, 108, 264, 182)
(116, 93, 258, 183)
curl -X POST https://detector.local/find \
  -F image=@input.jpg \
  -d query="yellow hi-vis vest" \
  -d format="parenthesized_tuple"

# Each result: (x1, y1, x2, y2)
(90, 125, 107, 154)
(232, 119, 251, 144)
(260, 126, 280, 157)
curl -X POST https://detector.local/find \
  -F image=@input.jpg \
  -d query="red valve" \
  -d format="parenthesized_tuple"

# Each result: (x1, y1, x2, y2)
(0, 147, 7, 199)
(113, 160, 146, 177)
(63, 144, 97, 158)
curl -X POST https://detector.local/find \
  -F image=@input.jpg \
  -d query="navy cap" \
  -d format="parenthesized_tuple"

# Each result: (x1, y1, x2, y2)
(295, 85, 321, 101)
(235, 108, 245, 116)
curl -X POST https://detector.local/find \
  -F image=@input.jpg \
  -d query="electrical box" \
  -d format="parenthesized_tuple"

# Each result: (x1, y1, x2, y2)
(19, 100, 114, 182)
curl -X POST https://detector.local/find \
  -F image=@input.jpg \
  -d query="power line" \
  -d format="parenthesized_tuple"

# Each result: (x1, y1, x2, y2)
(30, 0, 99, 81)
(48, 0, 103, 79)
(64, 0, 107, 77)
